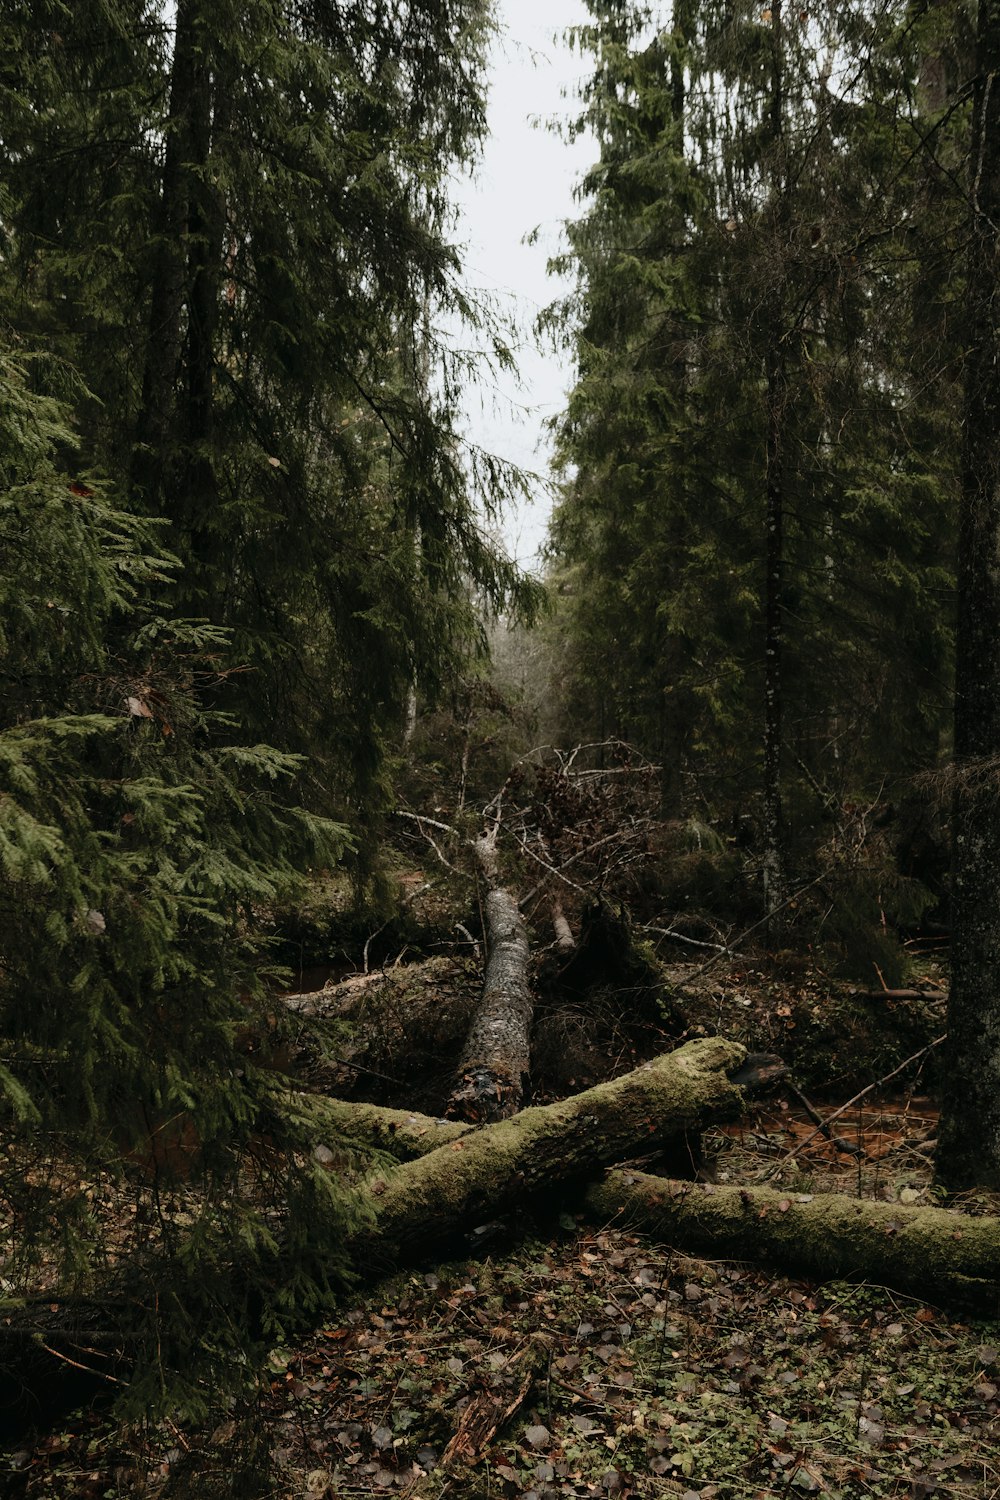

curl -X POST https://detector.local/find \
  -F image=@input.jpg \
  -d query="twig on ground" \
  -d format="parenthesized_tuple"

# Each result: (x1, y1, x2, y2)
(643, 923, 733, 956)
(680, 873, 829, 985)
(758, 1036, 946, 1181)
(784, 1078, 862, 1156)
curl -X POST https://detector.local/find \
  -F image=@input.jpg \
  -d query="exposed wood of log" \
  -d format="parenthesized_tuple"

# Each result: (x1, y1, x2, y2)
(585, 1169, 1000, 1313)
(357, 1036, 747, 1264)
(551, 898, 575, 953)
(447, 833, 534, 1122)
(439, 1335, 549, 1470)
(404, 1336, 552, 1499)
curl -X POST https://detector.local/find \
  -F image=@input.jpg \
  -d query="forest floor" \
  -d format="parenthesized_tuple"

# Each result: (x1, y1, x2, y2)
(11, 1138, 999, 1500)
(5, 943, 995, 1500)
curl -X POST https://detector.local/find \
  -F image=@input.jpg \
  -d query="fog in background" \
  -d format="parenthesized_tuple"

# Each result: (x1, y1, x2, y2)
(450, 0, 594, 569)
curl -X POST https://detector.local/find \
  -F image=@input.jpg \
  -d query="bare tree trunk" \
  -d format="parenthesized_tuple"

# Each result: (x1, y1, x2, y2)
(762, 340, 786, 921)
(937, 0, 1000, 1191)
(447, 833, 533, 1121)
(131, 0, 198, 507)
(761, 0, 787, 926)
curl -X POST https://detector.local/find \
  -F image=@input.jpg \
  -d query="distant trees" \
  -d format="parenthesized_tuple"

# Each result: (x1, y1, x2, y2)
(548, 0, 1000, 1185)
(546, 0, 958, 917)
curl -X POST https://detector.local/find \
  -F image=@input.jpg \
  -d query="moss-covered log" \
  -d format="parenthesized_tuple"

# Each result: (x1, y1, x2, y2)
(296, 1052, 785, 1166)
(295, 1093, 471, 1160)
(585, 1170, 1000, 1313)
(357, 1036, 746, 1264)
(447, 834, 534, 1122)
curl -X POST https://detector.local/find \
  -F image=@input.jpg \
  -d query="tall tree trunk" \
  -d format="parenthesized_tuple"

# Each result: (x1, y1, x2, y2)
(762, 0, 787, 923)
(131, 0, 198, 509)
(658, 0, 697, 821)
(936, 0, 1000, 1190)
(762, 341, 786, 920)
(184, 32, 229, 605)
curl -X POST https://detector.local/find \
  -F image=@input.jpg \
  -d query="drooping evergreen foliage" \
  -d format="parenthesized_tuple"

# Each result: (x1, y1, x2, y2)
(545, 0, 963, 913)
(1, 0, 531, 828)
(0, 334, 368, 1413)
(0, 0, 533, 1414)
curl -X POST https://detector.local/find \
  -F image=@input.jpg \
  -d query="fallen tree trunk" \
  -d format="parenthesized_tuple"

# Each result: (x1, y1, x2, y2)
(1, 1039, 745, 1433)
(585, 1169, 1000, 1313)
(295, 1052, 785, 1166)
(293, 1092, 471, 1160)
(357, 1035, 747, 1264)
(275, 955, 478, 1098)
(447, 833, 534, 1122)
(551, 898, 575, 954)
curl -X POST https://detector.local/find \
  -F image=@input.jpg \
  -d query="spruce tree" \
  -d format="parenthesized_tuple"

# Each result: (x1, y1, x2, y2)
(0, 332, 374, 1413)
(0, 0, 535, 1413)
(1, 0, 532, 841)
(546, 0, 957, 928)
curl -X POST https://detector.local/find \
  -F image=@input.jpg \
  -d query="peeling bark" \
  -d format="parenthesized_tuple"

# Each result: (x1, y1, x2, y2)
(447, 835, 534, 1122)
(437, 1335, 550, 1471)
(402, 1336, 552, 1499)
(585, 1170, 1000, 1313)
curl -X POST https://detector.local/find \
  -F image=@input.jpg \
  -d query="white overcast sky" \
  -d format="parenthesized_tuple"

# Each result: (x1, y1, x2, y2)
(449, 0, 594, 569)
